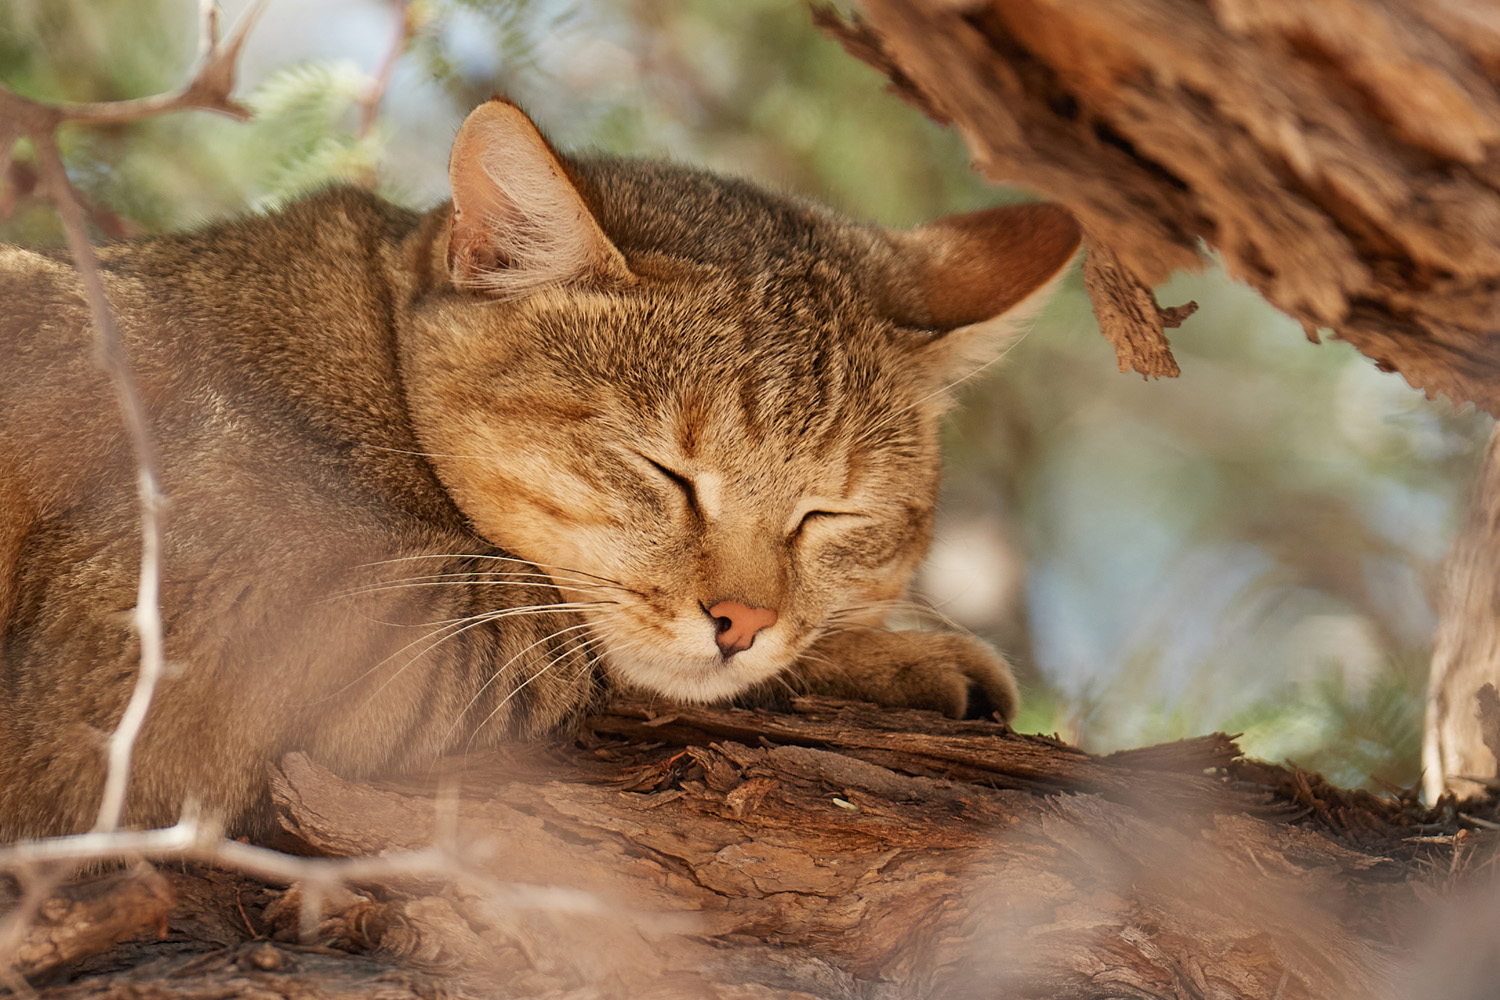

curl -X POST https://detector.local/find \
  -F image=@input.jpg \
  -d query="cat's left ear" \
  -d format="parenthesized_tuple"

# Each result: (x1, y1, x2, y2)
(878, 203, 1081, 376)
(446, 99, 634, 298)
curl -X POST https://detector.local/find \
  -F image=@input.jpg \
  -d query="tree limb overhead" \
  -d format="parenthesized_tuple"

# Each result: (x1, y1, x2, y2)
(822, 0, 1500, 409)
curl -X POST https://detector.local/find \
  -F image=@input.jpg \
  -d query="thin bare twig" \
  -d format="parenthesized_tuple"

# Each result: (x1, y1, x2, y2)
(0, 0, 264, 835)
(27, 127, 167, 838)
(357, 0, 414, 141)
(0, 816, 660, 977)
(7, 2, 264, 131)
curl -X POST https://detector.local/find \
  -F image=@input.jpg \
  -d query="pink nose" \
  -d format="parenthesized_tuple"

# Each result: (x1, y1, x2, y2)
(708, 600, 778, 655)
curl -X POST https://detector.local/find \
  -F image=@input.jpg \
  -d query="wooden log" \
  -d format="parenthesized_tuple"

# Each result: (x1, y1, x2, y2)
(23, 696, 1482, 999)
(32, 941, 449, 1000)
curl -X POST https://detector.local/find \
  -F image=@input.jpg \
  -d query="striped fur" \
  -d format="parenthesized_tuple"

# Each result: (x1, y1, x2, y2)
(0, 102, 1077, 838)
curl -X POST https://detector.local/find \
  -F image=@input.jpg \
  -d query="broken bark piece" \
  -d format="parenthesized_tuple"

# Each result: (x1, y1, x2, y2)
(10, 865, 173, 982)
(1083, 237, 1189, 377)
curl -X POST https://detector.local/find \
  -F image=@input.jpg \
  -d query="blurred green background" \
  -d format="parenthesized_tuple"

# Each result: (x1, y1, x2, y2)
(3, 0, 1490, 789)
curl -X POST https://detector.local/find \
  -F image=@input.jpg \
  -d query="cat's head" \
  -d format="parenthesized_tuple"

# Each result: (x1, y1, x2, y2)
(400, 99, 1079, 702)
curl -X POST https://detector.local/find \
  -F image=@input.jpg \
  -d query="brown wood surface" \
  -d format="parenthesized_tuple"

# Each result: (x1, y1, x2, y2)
(819, 0, 1500, 410)
(1426, 426, 1500, 801)
(13, 696, 1494, 999)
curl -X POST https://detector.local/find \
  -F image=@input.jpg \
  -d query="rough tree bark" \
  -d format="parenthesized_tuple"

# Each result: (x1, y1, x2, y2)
(11, 696, 1495, 999)
(818, 0, 1500, 410)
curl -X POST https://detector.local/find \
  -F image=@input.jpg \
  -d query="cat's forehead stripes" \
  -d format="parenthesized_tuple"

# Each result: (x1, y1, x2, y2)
(489, 393, 600, 425)
(734, 378, 767, 448)
(675, 387, 711, 458)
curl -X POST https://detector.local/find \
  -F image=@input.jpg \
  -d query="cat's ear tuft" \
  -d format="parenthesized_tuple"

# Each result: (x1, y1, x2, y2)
(446, 99, 634, 298)
(879, 203, 1081, 373)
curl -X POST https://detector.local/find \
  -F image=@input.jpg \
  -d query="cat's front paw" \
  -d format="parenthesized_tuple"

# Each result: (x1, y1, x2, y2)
(787, 628, 1018, 722)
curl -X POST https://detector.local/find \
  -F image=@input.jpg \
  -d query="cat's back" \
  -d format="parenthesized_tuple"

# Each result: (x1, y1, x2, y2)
(0, 189, 450, 670)
(0, 189, 428, 507)
(0, 186, 422, 362)
(0, 190, 503, 837)
(0, 238, 122, 525)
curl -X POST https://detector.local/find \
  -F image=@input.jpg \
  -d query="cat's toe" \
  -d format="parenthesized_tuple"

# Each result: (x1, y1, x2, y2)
(959, 662, 1017, 722)
(790, 628, 1019, 722)
(925, 635, 1017, 722)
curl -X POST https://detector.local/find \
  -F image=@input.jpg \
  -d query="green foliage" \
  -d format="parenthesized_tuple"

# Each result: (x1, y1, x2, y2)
(239, 61, 388, 209)
(409, 0, 566, 102)
(0, 0, 194, 103)
(1229, 654, 1427, 791)
(582, 0, 995, 225)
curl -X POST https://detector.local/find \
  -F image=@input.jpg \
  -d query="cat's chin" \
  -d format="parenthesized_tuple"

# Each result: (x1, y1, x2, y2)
(601, 644, 792, 703)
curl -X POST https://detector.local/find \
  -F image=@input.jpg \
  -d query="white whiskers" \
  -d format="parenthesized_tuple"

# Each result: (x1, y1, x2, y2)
(315, 599, 612, 710)
(454, 621, 601, 753)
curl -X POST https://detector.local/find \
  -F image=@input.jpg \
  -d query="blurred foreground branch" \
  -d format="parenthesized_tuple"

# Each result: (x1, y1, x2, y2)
(0, 0, 262, 837)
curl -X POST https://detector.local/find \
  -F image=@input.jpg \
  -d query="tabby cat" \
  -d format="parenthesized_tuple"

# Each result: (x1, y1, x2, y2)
(0, 100, 1080, 839)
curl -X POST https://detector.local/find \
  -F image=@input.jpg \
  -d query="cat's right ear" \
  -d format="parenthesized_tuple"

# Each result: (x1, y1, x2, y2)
(877, 203, 1082, 377)
(446, 99, 634, 298)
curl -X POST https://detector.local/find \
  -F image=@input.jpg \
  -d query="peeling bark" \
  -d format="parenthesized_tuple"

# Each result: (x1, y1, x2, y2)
(821, 0, 1500, 412)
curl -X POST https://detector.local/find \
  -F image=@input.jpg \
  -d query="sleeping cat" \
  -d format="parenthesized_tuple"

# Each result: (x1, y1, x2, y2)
(0, 100, 1079, 839)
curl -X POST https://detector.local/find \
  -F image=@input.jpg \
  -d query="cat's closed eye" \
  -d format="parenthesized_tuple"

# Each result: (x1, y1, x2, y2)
(636, 453, 701, 513)
(788, 506, 867, 541)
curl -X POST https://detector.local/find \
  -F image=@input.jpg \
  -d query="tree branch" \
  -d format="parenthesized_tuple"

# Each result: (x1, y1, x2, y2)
(357, 0, 414, 141)
(33, 1, 263, 129)
(822, 0, 1500, 412)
